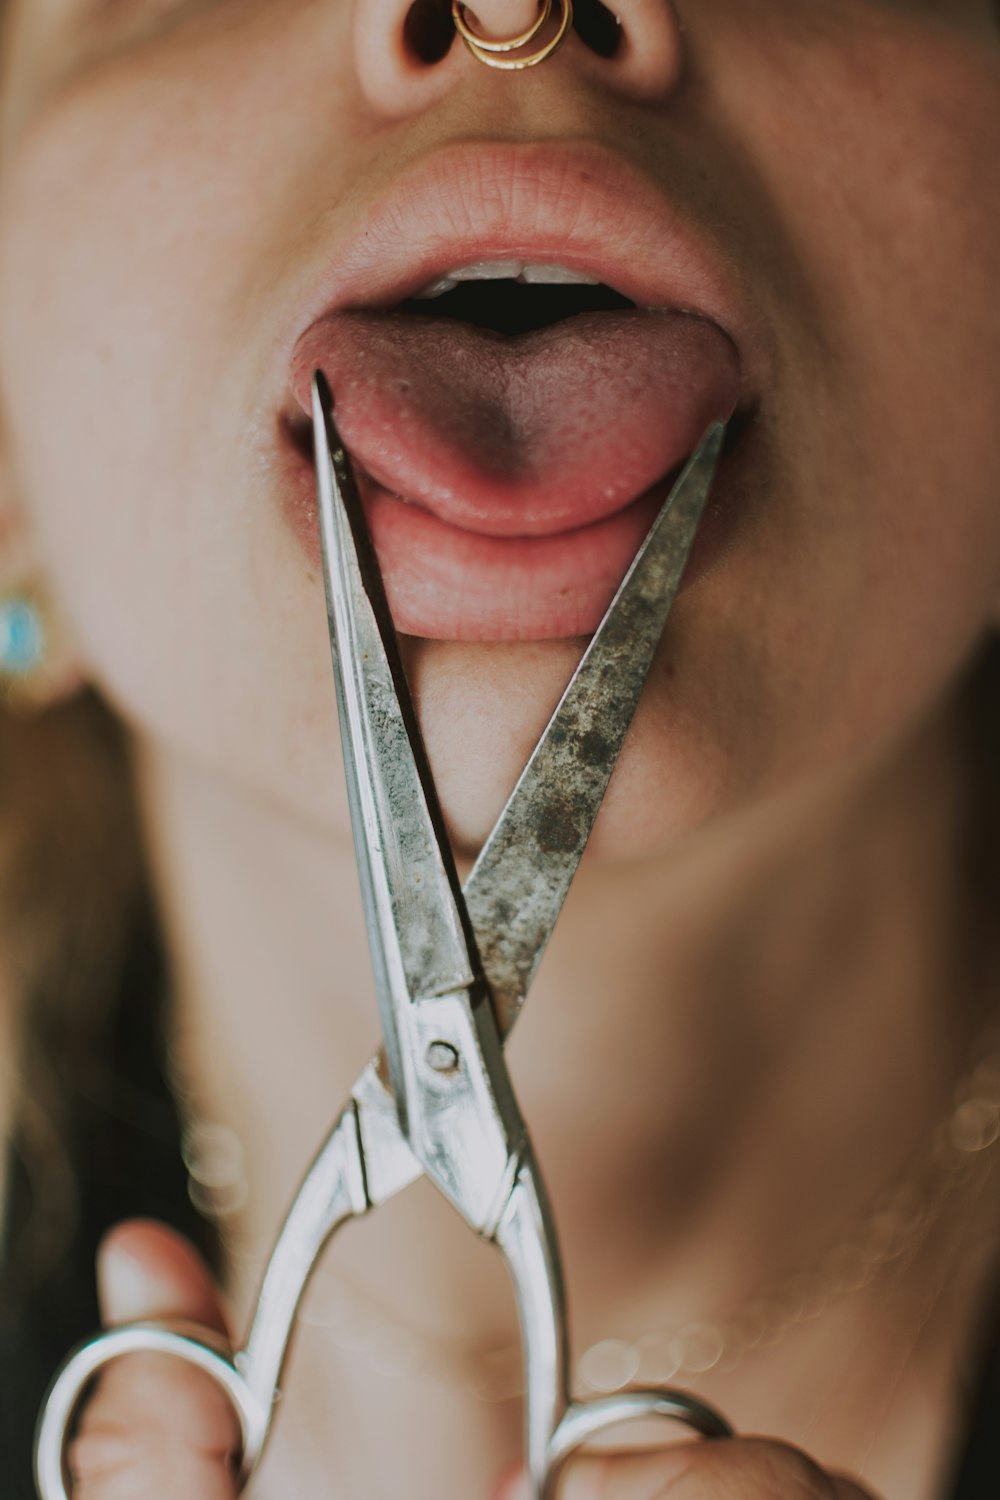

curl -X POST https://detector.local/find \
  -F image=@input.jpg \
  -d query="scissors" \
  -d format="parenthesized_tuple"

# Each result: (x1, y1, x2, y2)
(35, 376, 733, 1500)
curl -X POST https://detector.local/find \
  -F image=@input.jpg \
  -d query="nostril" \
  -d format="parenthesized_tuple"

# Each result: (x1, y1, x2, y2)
(404, 0, 456, 65)
(573, 0, 622, 59)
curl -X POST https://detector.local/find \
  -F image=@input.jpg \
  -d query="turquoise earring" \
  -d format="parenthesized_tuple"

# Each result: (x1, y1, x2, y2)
(0, 586, 80, 712)
(0, 593, 47, 680)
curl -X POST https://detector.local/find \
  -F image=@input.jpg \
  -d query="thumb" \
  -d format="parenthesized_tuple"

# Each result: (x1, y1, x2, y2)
(499, 1440, 876, 1500)
(495, 1446, 696, 1500)
(68, 1219, 241, 1500)
(97, 1218, 229, 1332)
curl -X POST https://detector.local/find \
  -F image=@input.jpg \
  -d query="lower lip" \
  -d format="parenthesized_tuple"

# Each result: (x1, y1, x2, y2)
(279, 433, 744, 641)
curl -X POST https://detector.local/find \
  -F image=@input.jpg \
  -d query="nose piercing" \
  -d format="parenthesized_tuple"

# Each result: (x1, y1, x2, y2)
(452, 0, 573, 68)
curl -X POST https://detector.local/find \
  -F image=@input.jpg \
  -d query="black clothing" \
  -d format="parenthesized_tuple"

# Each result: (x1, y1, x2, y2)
(948, 1290, 1000, 1497)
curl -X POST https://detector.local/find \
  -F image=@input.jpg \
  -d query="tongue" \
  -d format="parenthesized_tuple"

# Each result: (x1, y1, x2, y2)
(292, 308, 739, 535)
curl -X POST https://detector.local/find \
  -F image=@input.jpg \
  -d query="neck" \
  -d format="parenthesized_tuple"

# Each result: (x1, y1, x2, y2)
(131, 696, 994, 1493)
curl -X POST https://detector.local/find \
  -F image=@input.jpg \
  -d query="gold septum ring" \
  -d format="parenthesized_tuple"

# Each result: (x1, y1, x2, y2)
(452, 0, 573, 69)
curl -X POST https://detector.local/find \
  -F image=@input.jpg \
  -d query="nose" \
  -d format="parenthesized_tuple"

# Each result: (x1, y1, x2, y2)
(353, 0, 685, 117)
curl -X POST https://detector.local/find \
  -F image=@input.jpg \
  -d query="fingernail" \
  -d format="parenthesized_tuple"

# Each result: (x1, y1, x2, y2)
(98, 1241, 163, 1325)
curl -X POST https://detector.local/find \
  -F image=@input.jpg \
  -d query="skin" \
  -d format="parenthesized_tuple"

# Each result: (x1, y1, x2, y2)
(1, 1, 999, 1497)
(0, 0, 997, 860)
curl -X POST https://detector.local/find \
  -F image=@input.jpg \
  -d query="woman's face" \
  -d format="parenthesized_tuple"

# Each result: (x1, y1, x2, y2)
(0, 0, 998, 857)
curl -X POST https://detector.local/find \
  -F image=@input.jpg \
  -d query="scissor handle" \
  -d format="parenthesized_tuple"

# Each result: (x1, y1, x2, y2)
(495, 1155, 732, 1500)
(33, 1320, 271, 1500)
(543, 1388, 732, 1498)
(34, 1098, 376, 1500)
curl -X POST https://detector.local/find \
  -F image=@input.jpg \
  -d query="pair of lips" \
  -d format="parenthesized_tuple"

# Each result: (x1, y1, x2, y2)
(284, 146, 749, 641)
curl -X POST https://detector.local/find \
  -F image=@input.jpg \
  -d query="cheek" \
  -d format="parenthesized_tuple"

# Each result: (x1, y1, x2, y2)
(688, 7, 1000, 727)
(0, 10, 369, 826)
(572, 8, 1000, 859)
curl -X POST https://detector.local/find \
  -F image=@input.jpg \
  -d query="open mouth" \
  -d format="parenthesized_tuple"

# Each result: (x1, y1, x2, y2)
(283, 258, 750, 640)
(401, 261, 637, 335)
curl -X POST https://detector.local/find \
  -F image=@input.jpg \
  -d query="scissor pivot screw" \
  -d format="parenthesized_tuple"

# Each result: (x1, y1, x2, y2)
(426, 1041, 461, 1075)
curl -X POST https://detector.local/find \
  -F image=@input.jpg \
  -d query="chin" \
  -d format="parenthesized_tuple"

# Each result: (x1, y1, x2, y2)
(402, 635, 738, 865)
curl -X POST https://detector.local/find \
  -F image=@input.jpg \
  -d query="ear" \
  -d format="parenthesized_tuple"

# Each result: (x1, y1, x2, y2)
(0, 465, 84, 713)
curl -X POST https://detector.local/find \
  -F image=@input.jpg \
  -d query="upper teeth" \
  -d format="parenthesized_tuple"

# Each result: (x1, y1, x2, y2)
(413, 260, 602, 299)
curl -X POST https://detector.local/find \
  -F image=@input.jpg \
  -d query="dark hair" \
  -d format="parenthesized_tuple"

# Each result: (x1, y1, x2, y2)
(0, 695, 223, 1500)
(0, 689, 223, 1291)
(0, 692, 144, 1285)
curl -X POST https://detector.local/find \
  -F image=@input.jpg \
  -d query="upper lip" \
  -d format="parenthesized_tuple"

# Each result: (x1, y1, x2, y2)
(284, 140, 762, 395)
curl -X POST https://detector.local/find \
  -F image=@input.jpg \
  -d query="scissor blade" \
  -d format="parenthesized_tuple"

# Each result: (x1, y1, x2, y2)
(463, 426, 725, 1035)
(312, 376, 480, 1112)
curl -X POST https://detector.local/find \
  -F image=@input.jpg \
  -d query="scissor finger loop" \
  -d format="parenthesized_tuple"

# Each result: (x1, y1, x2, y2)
(34, 1322, 269, 1500)
(542, 1389, 733, 1498)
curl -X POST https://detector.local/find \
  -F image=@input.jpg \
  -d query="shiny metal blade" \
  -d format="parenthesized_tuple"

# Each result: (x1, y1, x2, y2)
(312, 375, 480, 1115)
(463, 426, 725, 1035)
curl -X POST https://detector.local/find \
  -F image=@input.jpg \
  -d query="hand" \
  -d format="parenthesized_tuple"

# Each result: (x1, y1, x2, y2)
(70, 1224, 879, 1500)
(68, 1220, 241, 1500)
(498, 1442, 879, 1500)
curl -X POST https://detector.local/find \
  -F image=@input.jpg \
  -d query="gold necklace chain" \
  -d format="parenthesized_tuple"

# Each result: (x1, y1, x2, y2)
(172, 1017, 1000, 1403)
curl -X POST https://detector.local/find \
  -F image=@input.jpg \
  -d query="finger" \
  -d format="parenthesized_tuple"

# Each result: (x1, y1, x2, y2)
(493, 1452, 693, 1500)
(499, 1439, 877, 1500)
(68, 1220, 241, 1500)
(97, 1219, 231, 1333)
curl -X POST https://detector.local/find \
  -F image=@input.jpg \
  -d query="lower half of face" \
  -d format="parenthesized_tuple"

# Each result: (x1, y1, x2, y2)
(0, 0, 998, 859)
